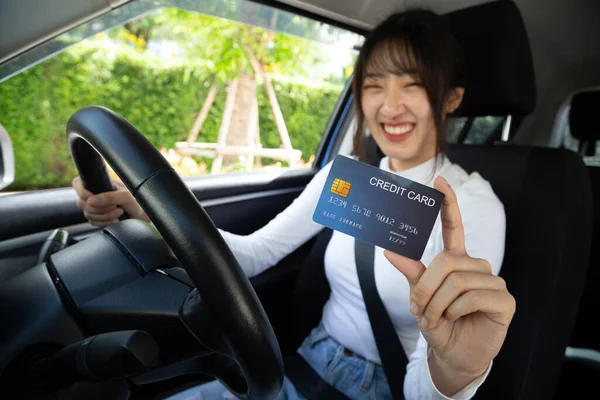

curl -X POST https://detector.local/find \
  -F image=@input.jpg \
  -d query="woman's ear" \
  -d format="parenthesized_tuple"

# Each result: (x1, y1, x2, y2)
(446, 87, 465, 114)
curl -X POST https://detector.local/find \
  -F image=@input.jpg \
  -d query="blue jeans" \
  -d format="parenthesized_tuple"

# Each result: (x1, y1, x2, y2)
(166, 322, 392, 399)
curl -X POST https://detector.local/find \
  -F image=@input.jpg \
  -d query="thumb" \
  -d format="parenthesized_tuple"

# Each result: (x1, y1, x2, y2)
(384, 249, 426, 289)
(434, 176, 466, 254)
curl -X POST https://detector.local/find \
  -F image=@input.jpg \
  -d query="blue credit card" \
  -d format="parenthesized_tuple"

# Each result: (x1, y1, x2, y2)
(312, 155, 444, 260)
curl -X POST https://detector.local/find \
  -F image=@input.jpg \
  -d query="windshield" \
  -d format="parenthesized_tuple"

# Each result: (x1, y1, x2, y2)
(0, 0, 363, 83)
(0, 0, 363, 191)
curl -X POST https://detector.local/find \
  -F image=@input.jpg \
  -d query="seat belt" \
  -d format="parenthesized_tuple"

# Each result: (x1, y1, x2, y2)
(285, 233, 409, 399)
(285, 228, 349, 399)
(355, 238, 408, 400)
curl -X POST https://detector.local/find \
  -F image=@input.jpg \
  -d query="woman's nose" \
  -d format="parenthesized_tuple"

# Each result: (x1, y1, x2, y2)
(381, 88, 407, 116)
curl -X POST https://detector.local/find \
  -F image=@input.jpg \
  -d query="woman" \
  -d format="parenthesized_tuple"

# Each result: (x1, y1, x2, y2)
(72, 9, 515, 400)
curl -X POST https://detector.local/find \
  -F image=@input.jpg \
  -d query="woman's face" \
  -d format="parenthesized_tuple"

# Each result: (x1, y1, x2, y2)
(361, 71, 438, 169)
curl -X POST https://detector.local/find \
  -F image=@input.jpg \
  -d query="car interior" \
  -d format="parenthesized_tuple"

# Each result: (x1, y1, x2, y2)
(0, 0, 598, 399)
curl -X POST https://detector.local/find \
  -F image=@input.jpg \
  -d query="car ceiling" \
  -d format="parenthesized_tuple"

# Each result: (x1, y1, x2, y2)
(1, 0, 599, 146)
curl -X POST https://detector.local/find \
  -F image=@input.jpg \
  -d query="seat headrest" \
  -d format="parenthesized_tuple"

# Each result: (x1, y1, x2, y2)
(446, 1, 536, 117)
(569, 91, 600, 141)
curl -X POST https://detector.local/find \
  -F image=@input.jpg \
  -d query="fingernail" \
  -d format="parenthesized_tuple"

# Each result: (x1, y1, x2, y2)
(88, 196, 99, 206)
(419, 317, 429, 330)
(410, 301, 420, 315)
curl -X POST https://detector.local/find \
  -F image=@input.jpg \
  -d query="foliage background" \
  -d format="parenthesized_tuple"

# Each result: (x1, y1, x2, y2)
(0, 40, 344, 190)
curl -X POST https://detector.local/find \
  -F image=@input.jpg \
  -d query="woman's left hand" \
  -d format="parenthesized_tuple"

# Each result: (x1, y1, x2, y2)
(385, 176, 515, 396)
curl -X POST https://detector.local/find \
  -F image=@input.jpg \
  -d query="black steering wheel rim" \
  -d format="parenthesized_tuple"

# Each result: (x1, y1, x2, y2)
(67, 105, 283, 399)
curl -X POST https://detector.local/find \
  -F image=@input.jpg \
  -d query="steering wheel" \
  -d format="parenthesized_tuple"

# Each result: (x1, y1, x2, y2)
(67, 106, 283, 399)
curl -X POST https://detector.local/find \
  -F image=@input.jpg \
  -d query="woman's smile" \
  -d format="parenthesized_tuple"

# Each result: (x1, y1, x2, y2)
(381, 122, 416, 142)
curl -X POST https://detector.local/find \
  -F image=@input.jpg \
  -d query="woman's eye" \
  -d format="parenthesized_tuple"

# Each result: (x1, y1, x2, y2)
(363, 84, 381, 90)
(405, 82, 422, 88)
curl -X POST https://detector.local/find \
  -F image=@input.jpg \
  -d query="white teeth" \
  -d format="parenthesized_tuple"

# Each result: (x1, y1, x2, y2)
(383, 124, 413, 135)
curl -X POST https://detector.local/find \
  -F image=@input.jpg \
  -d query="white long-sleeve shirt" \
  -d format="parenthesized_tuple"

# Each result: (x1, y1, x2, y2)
(219, 154, 506, 399)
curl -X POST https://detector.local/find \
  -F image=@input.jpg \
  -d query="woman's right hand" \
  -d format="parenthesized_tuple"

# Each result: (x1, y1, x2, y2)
(72, 176, 150, 227)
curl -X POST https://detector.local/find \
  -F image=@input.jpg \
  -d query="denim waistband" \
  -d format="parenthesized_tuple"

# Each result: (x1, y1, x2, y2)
(298, 322, 388, 395)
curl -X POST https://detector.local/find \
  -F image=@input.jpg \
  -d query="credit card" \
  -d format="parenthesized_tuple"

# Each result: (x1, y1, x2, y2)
(312, 155, 444, 260)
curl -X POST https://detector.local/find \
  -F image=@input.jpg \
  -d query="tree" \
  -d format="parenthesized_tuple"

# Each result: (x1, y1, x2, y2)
(120, 7, 329, 172)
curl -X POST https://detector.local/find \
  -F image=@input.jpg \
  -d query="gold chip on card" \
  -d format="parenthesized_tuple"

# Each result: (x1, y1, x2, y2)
(330, 178, 352, 197)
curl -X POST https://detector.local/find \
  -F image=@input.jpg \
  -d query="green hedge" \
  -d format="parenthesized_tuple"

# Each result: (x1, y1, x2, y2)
(0, 42, 343, 190)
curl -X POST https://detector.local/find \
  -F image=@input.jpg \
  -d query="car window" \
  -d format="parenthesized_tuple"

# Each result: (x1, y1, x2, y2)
(560, 105, 600, 164)
(446, 116, 507, 144)
(0, 0, 363, 191)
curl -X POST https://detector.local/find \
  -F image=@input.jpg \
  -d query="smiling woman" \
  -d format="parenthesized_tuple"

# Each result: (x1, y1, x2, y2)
(353, 10, 465, 174)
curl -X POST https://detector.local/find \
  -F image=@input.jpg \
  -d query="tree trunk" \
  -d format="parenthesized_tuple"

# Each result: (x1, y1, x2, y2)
(222, 72, 258, 169)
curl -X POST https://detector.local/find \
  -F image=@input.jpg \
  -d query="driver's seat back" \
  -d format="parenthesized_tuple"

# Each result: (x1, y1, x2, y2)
(446, 144, 593, 399)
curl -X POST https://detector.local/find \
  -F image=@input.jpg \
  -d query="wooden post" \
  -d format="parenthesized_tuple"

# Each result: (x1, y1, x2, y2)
(186, 82, 219, 143)
(211, 78, 238, 174)
(255, 109, 262, 168)
(246, 96, 259, 171)
(175, 143, 301, 162)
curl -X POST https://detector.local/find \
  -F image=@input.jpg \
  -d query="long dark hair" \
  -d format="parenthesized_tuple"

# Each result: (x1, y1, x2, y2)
(352, 9, 464, 163)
